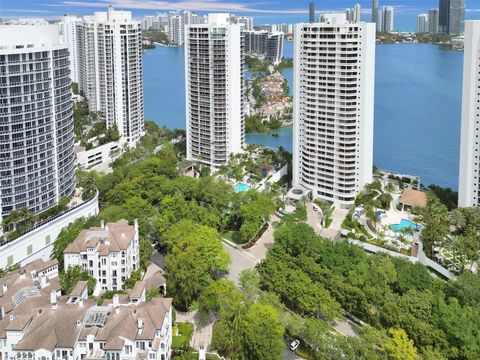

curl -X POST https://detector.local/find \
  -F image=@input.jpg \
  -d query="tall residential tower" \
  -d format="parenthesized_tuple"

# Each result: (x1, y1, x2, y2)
(0, 25, 76, 220)
(293, 14, 376, 206)
(381, 6, 394, 33)
(185, 14, 245, 169)
(459, 21, 480, 207)
(372, 0, 380, 32)
(77, 6, 144, 147)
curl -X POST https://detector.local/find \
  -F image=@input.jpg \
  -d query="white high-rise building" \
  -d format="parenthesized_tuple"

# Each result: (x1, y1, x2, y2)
(429, 8, 439, 34)
(168, 14, 184, 45)
(185, 14, 245, 169)
(77, 6, 144, 147)
(0, 25, 76, 220)
(58, 15, 81, 83)
(236, 16, 254, 31)
(417, 14, 429, 34)
(354, 3, 362, 23)
(346, 4, 361, 23)
(381, 6, 394, 33)
(293, 14, 376, 206)
(459, 21, 480, 207)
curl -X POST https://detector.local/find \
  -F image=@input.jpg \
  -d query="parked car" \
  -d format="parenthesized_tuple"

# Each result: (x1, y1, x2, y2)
(289, 339, 300, 351)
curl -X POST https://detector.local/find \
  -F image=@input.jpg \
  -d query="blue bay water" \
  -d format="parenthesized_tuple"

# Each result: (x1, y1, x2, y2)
(143, 42, 463, 189)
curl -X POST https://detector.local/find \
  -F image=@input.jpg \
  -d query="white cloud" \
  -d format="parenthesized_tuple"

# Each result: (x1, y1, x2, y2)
(53, 0, 309, 14)
(4, 9, 55, 13)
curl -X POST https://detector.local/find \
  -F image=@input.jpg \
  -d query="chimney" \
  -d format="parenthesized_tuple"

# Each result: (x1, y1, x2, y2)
(101, 220, 105, 229)
(2, 283, 7, 293)
(79, 299, 84, 308)
(50, 290, 57, 310)
(77, 320, 82, 327)
(137, 317, 143, 334)
(113, 294, 120, 314)
(40, 275, 48, 289)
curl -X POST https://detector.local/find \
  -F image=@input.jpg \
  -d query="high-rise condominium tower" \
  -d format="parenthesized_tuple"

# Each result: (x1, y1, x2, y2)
(293, 14, 375, 205)
(417, 14, 429, 34)
(381, 6, 394, 33)
(309, 3, 315, 23)
(185, 14, 245, 169)
(0, 25, 76, 221)
(459, 21, 480, 207)
(429, 8, 439, 34)
(168, 14, 185, 46)
(77, 6, 144, 147)
(58, 15, 81, 83)
(439, 0, 450, 33)
(372, 0, 380, 32)
(449, 0, 465, 36)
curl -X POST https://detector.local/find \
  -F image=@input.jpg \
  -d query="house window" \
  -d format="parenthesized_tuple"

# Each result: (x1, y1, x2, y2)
(45, 234, 51, 245)
(149, 354, 156, 360)
(125, 345, 132, 355)
(27, 245, 32, 255)
(7, 255, 13, 266)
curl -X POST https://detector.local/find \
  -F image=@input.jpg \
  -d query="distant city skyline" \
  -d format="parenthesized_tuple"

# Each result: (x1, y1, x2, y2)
(1, 0, 479, 31)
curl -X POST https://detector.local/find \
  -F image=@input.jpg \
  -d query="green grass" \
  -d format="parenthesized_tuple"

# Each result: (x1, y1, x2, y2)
(223, 231, 245, 245)
(172, 322, 195, 350)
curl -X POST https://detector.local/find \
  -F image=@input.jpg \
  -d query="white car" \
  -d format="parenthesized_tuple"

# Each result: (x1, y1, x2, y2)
(289, 339, 300, 351)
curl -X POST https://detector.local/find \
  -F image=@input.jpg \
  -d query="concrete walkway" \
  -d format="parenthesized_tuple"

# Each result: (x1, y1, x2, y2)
(175, 310, 215, 351)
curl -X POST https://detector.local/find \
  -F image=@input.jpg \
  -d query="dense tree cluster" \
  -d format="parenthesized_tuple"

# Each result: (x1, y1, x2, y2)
(199, 279, 285, 360)
(416, 193, 480, 270)
(257, 220, 480, 359)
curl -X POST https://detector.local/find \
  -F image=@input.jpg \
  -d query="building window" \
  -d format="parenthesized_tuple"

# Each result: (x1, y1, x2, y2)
(45, 234, 51, 245)
(27, 245, 33, 256)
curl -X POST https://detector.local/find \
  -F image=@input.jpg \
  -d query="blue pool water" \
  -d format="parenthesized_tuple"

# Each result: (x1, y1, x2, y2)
(235, 182, 252, 193)
(389, 219, 418, 233)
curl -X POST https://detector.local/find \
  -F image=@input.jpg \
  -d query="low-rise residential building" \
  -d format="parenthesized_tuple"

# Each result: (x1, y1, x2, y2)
(64, 220, 139, 293)
(0, 288, 173, 360)
(0, 259, 60, 319)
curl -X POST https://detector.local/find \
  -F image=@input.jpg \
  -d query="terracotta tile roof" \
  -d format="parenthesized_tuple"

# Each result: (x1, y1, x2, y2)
(64, 219, 135, 255)
(400, 188, 427, 208)
(70, 281, 88, 297)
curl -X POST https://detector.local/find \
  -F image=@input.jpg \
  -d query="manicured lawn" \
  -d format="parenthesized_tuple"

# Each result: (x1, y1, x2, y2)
(172, 322, 194, 350)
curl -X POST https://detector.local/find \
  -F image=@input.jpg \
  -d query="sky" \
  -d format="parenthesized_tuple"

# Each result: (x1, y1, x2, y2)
(1, 0, 480, 31)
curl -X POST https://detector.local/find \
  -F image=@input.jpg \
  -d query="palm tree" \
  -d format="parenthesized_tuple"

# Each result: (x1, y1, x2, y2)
(384, 182, 397, 194)
(449, 209, 466, 232)
(2, 210, 21, 232)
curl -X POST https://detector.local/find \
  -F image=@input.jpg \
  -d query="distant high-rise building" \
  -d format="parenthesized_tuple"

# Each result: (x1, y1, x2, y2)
(168, 14, 184, 45)
(381, 6, 394, 33)
(77, 6, 144, 147)
(429, 8, 439, 34)
(0, 25, 76, 221)
(372, 0, 380, 31)
(234, 16, 254, 31)
(417, 14, 429, 34)
(185, 14, 245, 169)
(346, 4, 361, 23)
(354, 3, 362, 23)
(346, 8, 355, 23)
(439, 0, 450, 33)
(245, 30, 284, 64)
(449, 0, 465, 35)
(309, 2, 315, 23)
(459, 21, 480, 207)
(58, 15, 81, 83)
(293, 14, 376, 205)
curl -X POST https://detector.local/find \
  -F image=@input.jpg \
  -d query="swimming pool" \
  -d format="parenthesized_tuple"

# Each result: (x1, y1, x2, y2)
(235, 182, 252, 193)
(389, 219, 418, 233)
